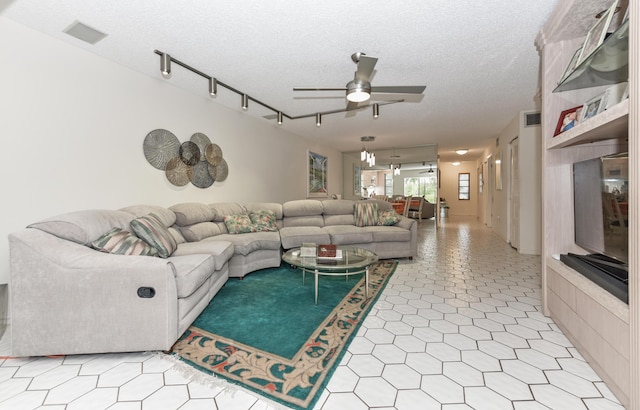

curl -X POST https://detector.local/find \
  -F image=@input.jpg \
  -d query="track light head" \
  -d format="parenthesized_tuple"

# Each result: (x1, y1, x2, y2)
(242, 94, 249, 110)
(277, 112, 283, 125)
(373, 103, 379, 118)
(209, 77, 217, 96)
(316, 113, 322, 127)
(160, 53, 171, 78)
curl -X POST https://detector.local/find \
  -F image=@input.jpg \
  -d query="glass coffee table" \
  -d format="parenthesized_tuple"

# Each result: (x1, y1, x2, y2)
(282, 246, 378, 304)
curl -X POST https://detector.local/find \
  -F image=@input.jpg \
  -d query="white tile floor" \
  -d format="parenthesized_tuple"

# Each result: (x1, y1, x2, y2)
(0, 217, 626, 410)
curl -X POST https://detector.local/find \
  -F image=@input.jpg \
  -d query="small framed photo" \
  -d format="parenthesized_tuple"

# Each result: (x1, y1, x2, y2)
(559, 47, 583, 83)
(581, 94, 606, 121)
(554, 105, 583, 136)
(602, 82, 628, 110)
(577, 0, 618, 65)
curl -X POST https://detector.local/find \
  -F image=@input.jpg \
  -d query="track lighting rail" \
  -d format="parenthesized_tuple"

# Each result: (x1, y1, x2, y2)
(154, 50, 402, 124)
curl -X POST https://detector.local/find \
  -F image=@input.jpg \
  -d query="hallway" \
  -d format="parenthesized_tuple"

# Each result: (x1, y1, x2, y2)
(0, 217, 625, 409)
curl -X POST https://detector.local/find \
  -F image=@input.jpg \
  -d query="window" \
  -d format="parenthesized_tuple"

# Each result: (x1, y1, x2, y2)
(403, 175, 437, 203)
(458, 173, 470, 200)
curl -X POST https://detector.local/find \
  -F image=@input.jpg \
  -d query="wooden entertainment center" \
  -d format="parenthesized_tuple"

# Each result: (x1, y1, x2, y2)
(536, 1, 638, 408)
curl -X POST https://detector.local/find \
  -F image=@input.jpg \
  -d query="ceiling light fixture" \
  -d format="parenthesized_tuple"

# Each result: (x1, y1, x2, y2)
(346, 80, 371, 102)
(373, 103, 379, 119)
(155, 50, 403, 126)
(208, 77, 217, 96)
(160, 53, 171, 78)
(452, 161, 461, 166)
(241, 94, 249, 110)
(316, 113, 322, 127)
(455, 149, 469, 155)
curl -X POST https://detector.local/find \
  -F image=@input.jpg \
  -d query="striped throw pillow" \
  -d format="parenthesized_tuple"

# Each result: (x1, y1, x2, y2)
(354, 202, 379, 227)
(130, 213, 178, 258)
(91, 227, 158, 257)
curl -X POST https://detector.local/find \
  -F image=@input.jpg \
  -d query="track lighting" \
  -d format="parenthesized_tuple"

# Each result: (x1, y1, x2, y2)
(316, 113, 322, 127)
(373, 103, 379, 119)
(346, 80, 371, 102)
(160, 53, 171, 77)
(242, 94, 249, 110)
(277, 112, 283, 125)
(209, 77, 217, 96)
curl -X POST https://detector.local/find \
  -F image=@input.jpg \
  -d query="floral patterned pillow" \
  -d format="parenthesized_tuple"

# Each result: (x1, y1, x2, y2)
(377, 210, 402, 226)
(249, 210, 278, 232)
(223, 214, 258, 234)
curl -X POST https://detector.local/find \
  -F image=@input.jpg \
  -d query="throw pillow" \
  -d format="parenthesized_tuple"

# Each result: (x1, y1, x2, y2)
(249, 210, 278, 232)
(130, 213, 178, 258)
(354, 202, 379, 227)
(91, 227, 159, 257)
(377, 210, 402, 226)
(223, 214, 258, 234)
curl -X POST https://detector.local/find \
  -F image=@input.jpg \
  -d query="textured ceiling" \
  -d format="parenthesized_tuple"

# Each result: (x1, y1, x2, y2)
(1, 0, 561, 163)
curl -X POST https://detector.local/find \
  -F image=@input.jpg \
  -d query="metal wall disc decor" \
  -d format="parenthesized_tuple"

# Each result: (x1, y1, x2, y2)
(165, 156, 193, 186)
(213, 158, 229, 182)
(179, 141, 200, 166)
(205, 143, 223, 166)
(190, 133, 211, 158)
(144, 129, 228, 188)
(143, 129, 180, 170)
(191, 161, 214, 188)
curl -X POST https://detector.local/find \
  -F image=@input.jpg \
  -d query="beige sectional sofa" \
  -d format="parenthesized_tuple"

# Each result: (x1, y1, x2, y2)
(8, 199, 416, 357)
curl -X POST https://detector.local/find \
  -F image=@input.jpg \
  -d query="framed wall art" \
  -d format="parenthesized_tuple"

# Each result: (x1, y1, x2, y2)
(307, 150, 328, 197)
(554, 105, 583, 136)
(353, 164, 362, 196)
(577, 0, 617, 65)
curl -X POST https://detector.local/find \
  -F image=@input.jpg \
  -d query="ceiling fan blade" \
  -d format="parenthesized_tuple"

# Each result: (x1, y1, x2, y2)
(354, 56, 378, 83)
(293, 87, 347, 92)
(371, 85, 426, 94)
(346, 101, 359, 111)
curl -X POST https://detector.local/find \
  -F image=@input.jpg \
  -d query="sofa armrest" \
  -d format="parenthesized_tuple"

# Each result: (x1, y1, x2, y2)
(9, 228, 179, 356)
(395, 216, 416, 230)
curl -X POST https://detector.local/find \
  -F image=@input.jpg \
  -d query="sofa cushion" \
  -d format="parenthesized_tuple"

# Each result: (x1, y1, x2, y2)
(244, 202, 283, 220)
(130, 213, 178, 258)
(249, 210, 279, 232)
(170, 202, 216, 226)
(324, 214, 355, 226)
(120, 205, 176, 227)
(209, 202, 247, 222)
(91, 227, 159, 256)
(354, 202, 379, 227)
(223, 214, 258, 234)
(173, 240, 234, 271)
(377, 210, 402, 226)
(322, 199, 355, 215)
(28, 209, 135, 246)
(322, 225, 374, 245)
(363, 226, 411, 242)
(279, 226, 330, 249)
(178, 222, 223, 242)
(282, 199, 323, 217)
(205, 232, 281, 256)
(282, 215, 324, 228)
(168, 227, 186, 244)
(167, 254, 216, 298)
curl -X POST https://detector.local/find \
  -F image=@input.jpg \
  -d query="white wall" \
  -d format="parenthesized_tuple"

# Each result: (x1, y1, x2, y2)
(0, 17, 342, 290)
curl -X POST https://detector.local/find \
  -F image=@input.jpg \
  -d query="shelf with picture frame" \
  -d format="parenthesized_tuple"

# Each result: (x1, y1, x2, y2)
(554, 7, 628, 93)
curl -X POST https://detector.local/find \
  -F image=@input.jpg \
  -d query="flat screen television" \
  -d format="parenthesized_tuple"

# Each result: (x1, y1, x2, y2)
(566, 152, 628, 302)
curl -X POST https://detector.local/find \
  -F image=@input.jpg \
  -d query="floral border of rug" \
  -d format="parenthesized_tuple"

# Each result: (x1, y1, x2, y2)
(171, 260, 397, 409)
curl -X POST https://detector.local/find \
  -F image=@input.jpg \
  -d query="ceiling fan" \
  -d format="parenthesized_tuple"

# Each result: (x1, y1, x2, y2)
(293, 52, 427, 110)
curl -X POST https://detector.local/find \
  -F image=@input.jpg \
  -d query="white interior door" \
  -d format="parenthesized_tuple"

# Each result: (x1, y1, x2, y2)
(510, 138, 520, 250)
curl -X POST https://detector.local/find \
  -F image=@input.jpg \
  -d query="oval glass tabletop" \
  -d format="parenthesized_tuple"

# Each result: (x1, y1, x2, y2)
(282, 246, 378, 271)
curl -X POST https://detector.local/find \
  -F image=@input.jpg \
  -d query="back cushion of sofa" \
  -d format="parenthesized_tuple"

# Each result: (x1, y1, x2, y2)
(282, 200, 324, 217)
(324, 214, 355, 226)
(170, 202, 216, 226)
(244, 203, 284, 220)
(120, 205, 177, 227)
(209, 202, 247, 222)
(178, 222, 224, 242)
(28, 209, 135, 245)
(282, 215, 324, 228)
(322, 199, 355, 215)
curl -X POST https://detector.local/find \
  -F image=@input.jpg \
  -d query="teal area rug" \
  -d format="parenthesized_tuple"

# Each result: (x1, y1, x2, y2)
(171, 260, 397, 410)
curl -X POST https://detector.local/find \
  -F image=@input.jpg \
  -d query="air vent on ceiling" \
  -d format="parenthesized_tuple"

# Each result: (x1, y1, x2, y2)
(63, 20, 108, 44)
(524, 112, 541, 127)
